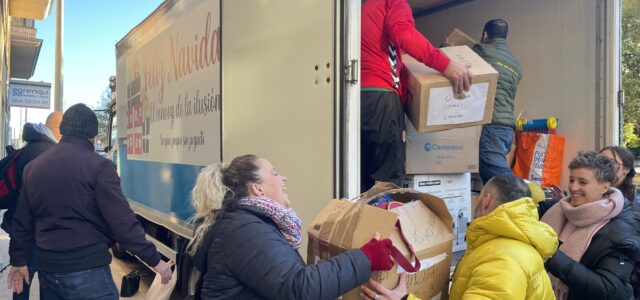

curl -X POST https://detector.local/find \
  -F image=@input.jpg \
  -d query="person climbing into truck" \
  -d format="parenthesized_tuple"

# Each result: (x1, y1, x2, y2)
(474, 19, 523, 184)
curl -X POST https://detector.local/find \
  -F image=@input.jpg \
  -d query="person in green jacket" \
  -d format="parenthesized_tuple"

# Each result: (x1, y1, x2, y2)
(475, 19, 523, 184)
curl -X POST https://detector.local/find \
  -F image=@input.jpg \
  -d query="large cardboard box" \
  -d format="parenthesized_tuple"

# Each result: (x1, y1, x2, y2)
(308, 187, 453, 300)
(443, 28, 478, 48)
(404, 46, 498, 132)
(403, 173, 472, 252)
(405, 119, 481, 174)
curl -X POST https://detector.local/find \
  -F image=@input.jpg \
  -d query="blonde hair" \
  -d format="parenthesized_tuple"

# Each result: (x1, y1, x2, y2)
(186, 164, 228, 256)
(186, 155, 261, 256)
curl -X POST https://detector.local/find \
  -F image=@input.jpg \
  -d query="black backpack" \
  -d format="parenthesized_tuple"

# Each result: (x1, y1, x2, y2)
(0, 145, 25, 209)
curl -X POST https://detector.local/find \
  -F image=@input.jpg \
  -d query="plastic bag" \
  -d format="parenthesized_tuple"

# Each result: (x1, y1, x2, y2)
(512, 131, 565, 187)
(144, 265, 177, 300)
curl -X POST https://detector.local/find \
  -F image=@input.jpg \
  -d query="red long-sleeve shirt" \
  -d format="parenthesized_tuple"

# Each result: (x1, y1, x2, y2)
(361, 0, 450, 104)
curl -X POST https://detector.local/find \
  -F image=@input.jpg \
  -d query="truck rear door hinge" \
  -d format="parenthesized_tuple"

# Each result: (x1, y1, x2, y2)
(345, 59, 359, 84)
(618, 90, 625, 106)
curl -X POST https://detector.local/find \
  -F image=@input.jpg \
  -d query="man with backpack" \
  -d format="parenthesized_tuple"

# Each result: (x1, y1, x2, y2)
(0, 122, 57, 300)
(7, 104, 172, 299)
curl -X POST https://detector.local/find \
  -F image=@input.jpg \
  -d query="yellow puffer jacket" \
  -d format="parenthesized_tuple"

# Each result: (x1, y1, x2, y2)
(449, 197, 558, 300)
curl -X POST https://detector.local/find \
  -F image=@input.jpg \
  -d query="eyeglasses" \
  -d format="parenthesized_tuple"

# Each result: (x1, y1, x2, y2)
(610, 160, 622, 170)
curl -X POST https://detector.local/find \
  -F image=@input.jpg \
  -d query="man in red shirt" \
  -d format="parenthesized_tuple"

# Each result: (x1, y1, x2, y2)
(361, 0, 473, 191)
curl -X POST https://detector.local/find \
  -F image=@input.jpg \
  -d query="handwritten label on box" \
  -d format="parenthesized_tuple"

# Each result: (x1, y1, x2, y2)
(426, 82, 489, 126)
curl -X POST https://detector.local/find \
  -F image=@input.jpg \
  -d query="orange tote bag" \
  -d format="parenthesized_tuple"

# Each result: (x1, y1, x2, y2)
(512, 131, 565, 187)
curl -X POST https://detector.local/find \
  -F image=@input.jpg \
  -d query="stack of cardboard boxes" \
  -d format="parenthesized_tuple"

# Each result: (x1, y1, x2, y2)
(308, 29, 498, 299)
(403, 41, 499, 254)
(308, 187, 454, 300)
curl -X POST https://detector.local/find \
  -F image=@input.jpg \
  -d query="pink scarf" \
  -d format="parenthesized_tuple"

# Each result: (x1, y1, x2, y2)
(541, 188, 624, 300)
(238, 196, 303, 250)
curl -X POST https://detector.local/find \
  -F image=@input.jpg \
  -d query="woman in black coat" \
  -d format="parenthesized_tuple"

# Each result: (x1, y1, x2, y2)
(600, 146, 637, 203)
(187, 155, 396, 300)
(541, 151, 640, 300)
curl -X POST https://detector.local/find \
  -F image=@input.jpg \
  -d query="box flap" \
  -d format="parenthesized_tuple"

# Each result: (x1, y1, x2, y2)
(308, 199, 398, 249)
(389, 201, 453, 254)
(385, 189, 453, 229)
(440, 46, 498, 76)
(444, 28, 478, 48)
(308, 199, 351, 240)
(359, 181, 401, 202)
(351, 205, 398, 248)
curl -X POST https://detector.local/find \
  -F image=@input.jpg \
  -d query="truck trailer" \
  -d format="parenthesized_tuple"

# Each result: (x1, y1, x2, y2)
(110, 0, 622, 295)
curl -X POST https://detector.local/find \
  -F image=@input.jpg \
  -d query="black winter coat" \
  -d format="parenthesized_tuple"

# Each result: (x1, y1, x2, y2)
(545, 202, 640, 300)
(1, 124, 56, 260)
(192, 206, 372, 300)
(0, 125, 55, 234)
(10, 136, 160, 272)
(537, 199, 559, 219)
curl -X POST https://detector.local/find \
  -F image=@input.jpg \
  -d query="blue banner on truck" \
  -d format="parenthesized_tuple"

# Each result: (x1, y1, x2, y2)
(118, 140, 201, 224)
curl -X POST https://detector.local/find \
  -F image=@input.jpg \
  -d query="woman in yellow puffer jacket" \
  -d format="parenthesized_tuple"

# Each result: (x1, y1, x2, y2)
(361, 174, 558, 300)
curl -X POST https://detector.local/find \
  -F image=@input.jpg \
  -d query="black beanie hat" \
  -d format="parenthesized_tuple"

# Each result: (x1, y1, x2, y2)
(60, 104, 99, 139)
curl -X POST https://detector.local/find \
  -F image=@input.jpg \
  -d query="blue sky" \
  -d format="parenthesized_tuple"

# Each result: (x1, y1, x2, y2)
(11, 0, 163, 136)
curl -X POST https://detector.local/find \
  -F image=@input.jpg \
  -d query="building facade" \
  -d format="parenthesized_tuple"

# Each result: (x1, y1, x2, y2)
(0, 0, 51, 151)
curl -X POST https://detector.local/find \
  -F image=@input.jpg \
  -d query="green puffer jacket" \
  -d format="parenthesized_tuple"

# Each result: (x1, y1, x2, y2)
(474, 38, 523, 128)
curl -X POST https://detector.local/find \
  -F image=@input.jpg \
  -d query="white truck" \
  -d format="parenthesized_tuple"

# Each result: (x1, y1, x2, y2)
(110, 0, 623, 295)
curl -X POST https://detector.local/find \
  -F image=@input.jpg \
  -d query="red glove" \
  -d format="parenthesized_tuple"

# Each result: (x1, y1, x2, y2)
(359, 238, 394, 271)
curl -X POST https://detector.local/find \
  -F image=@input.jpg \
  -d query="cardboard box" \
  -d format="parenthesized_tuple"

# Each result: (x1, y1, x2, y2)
(403, 173, 472, 252)
(308, 186, 453, 300)
(443, 28, 478, 48)
(406, 119, 481, 174)
(404, 46, 498, 132)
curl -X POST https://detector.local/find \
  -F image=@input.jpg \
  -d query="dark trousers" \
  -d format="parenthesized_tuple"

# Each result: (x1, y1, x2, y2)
(361, 90, 405, 192)
(479, 124, 514, 184)
(39, 265, 118, 300)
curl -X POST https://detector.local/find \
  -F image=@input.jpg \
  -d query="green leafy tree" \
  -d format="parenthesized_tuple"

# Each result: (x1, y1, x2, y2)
(622, 0, 640, 149)
(623, 122, 640, 148)
(95, 86, 113, 148)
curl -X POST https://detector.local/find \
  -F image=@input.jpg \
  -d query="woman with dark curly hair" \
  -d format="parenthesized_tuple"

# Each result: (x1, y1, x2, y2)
(600, 146, 637, 203)
(599, 146, 640, 299)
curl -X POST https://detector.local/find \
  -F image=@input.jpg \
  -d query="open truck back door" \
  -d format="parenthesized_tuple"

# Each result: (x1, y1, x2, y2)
(221, 0, 362, 256)
(411, 0, 622, 188)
